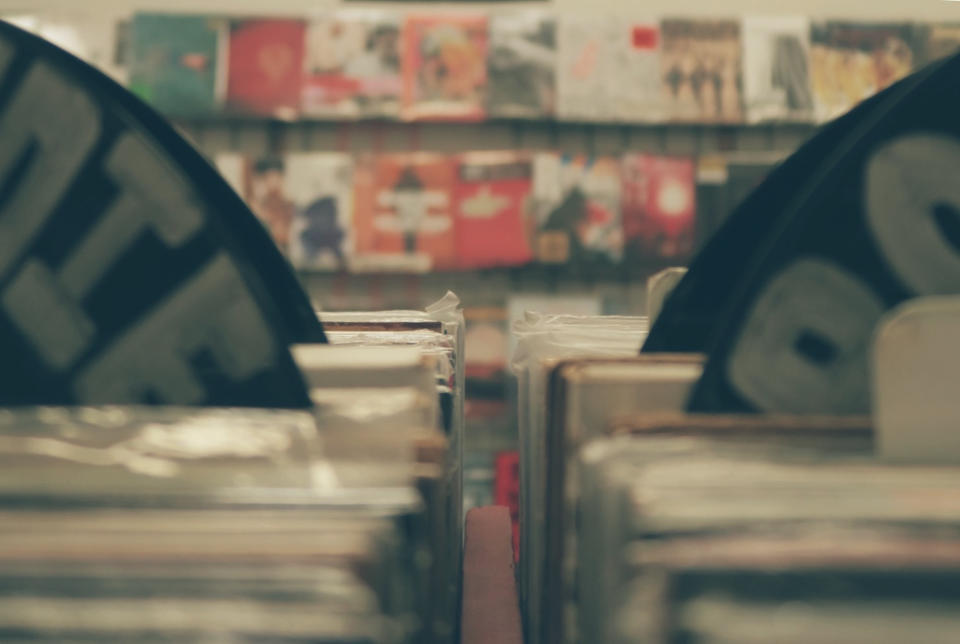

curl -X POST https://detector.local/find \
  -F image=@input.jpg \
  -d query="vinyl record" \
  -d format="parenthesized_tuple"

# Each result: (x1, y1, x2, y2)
(686, 54, 960, 414)
(0, 20, 318, 407)
(642, 69, 924, 355)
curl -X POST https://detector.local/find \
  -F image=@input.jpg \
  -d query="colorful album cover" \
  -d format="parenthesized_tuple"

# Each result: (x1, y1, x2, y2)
(129, 13, 226, 117)
(352, 153, 457, 271)
(284, 153, 354, 271)
(660, 19, 743, 123)
(487, 12, 556, 118)
(302, 10, 403, 118)
(531, 153, 623, 265)
(810, 22, 918, 122)
(556, 16, 613, 121)
(918, 24, 960, 66)
(226, 19, 305, 119)
(621, 153, 697, 261)
(609, 17, 664, 122)
(742, 16, 814, 123)
(403, 14, 488, 121)
(453, 152, 535, 269)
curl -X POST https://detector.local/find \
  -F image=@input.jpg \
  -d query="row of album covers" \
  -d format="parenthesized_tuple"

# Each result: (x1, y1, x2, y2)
(214, 150, 704, 272)
(6, 11, 960, 124)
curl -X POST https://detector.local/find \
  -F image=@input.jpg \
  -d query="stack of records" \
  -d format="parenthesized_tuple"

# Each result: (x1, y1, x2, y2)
(0, 407, 437, 643)
(572, 414, 960, 644)
(539, 355, 704, 642)
(508, 312, 648, 644)
(318, 292, 465, 643)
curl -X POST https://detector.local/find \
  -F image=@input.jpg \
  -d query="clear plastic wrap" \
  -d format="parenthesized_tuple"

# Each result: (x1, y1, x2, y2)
(317, 292, 465, 643)
(540, 355, 704, 644)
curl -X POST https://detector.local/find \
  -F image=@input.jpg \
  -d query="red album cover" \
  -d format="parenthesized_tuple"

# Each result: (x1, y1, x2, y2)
(403, 14, 488, 121)
(227, 19, 306, 118)
(622, 153, 697, 260)
(454, 152, 535, 269)
(352, 153, 457, 270)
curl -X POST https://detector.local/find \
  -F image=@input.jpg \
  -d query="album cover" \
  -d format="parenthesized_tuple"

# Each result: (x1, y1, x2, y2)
(487, 12, 556, 118)
(352, 153, 457, 270)
(454, 152, 535, 269)
(660, 19, 743, 123)
(742, 16, 814, 122)
(129, 13, 226, 117)
(217, 155, 296, 255)
(556, 16, 613, 121)
(621, 153, 697, 261)
(810, 22, 918, 122)
(531, 153, 623, 264)
(226, 19, 305, 118)
(284, 153, 354, 271)
(610, 18, 664, 122)
(302, 10, 403, 118)
(403, 14, 488, 121)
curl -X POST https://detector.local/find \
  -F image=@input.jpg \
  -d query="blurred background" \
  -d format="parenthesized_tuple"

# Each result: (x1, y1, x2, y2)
(3, 0, 957, 531)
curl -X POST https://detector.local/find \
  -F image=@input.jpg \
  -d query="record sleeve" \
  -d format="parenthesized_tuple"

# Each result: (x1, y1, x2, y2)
(129, 13, 225, 117)
(610, 18, 664, 122)
(577, 416, 874, 643)
(508, 313, 648, 644)
(540, 355, 701, 644)
(532, 153, 623, 265)
(621, 153, 697, 262)
(555, 15, 612, 122)
(302, 10, 402, 119)
(617, 536, 960, 644)
(810, 22, 918, 122)
(352, 153, 457, 271)
(226, 18, 305, 119)
(403, 13, 488, 121)
(284, 152, 354, 271)
(660, 19, 743, 123)
(454, 151, 535, 269)
(742, 16, 814, 122)
(487, 12, 556, 118)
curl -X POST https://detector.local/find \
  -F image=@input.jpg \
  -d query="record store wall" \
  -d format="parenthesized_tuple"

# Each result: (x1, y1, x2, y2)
(1, 0, 956, 314)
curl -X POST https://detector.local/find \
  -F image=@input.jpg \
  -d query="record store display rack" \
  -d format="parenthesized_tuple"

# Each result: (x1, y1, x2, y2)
(6, 7, 960, 644)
